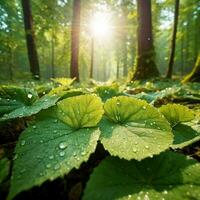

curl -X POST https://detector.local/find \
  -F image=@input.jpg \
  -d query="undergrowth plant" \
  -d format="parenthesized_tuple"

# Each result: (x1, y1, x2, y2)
(0, 81, 200, 200)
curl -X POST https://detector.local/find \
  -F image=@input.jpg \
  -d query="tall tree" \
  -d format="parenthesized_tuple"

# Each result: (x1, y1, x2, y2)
(51, 29, 55, 78)
(132, 0, 159, 80)
(21, 0, 40, 80)
(166, 0, 180, 78)
(70, 0, 81, 81)
(90, 37, 94, 79)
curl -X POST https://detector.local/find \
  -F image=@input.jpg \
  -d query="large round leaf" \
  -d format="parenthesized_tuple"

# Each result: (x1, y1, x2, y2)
(57, 94, 104, 129)
(84, 152, 200, 200)
(160, 104, 199, 149)
(0, 86, 38, 117)
(100, 96, 173, 160)
(8, 95, 104, 200)
(172, 123, 200, 149)
(1, 94, 60, 121)
(159, 104, 195, 127)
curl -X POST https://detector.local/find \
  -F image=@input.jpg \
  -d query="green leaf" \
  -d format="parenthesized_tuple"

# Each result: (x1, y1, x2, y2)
(8, 95, 104, 199)
(172, 124, 200, 149)
(57, 95, 104, 129)
(160, 104, 198, 149)
(0, 85, 38, 117)
(83, 152, 200, 200)
(1, 94, 60, 121)
(159, 104, 195, 127)
(0, 157, 10, 184)
(95, 84, 120, 102)
(8, 117, 100, 200)
(133, 87, 180, 104)
(51, 77, 76, 86)
(100, 96, 173, 160)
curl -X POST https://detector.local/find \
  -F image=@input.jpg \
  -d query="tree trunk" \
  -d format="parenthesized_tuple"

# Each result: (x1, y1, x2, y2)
(21, 0, 40, 80)
(183, 54, 200, 82)
(70, 0, 81, 82)
(123, 40, 128, 77)
(116, 57, 120, 79)
(185, 15, 190, 70)
(180, 28, 184, 76)
(166, 0, 180, 78)
(51, 29, 55, 78)
(90, 37, 94, 79)
(132, 0, 159, 80)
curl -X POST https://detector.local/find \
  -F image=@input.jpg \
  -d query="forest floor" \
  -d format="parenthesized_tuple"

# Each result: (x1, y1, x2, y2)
(0, 78, 200, 200)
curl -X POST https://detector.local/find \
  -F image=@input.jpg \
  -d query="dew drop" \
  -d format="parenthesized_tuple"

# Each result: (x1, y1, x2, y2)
(144, 194, 150, 200)
(116, 100, 121, 106)
(145, 145, 149, 149)
(28, 93, 33, 99)
(49, 155, 54, 160)
(54, 164, 60, 170)
(46, 164, 51, 168)
(133, 148, 137, 153)
(13, 154, 18, 160)
(59, 151, 65, 157)
(59, 142, 68, 149)
(33, 125, 36, 129)
(128, 194, 132, 199)
(73, 152, 77, 156)
(163, 190, 168, 194)
(21, 140, 26, 146)
(81, 152, 86, 156)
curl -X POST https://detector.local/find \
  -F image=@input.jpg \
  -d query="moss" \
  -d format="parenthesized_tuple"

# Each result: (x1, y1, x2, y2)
(132, 49, 159, 80)
(183, 54, 200, 83)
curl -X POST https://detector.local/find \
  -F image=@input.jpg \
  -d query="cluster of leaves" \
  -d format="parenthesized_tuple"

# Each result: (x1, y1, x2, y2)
(0, 80, 200, 200)
(126, 80, 200, 105)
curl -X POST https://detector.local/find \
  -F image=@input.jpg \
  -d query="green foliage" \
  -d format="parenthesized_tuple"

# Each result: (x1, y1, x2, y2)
(160, 104, 200, 149)
(0, 85, 38, 117)
(100, 96, 173, 160)
(1, 94, 60, 121)
(83, 152, 200, 200)
(1, 82, 200, 200)
(51, 77, 76, 86)
(0, 158, 10, 184)
(159, 104, 195, 127)
(8, 95, 103, 199)
(95, 84, 120, 102)
(172, 123, 200, 149)
(57, 95, 104, 129)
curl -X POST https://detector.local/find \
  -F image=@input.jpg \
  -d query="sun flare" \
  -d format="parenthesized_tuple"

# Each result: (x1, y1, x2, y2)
(89, 12, 112, 39)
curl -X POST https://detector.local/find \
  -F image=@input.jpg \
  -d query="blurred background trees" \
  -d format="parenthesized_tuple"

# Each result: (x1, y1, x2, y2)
(0, 0, 199, 82)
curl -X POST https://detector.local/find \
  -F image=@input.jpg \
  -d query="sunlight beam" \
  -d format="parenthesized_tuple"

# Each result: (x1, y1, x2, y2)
(89, 12, 112, 39)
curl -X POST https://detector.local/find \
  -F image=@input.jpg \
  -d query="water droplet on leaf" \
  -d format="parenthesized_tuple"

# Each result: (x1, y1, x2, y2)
(21, 140, 26, 146)
(59, 142, 68, 149)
